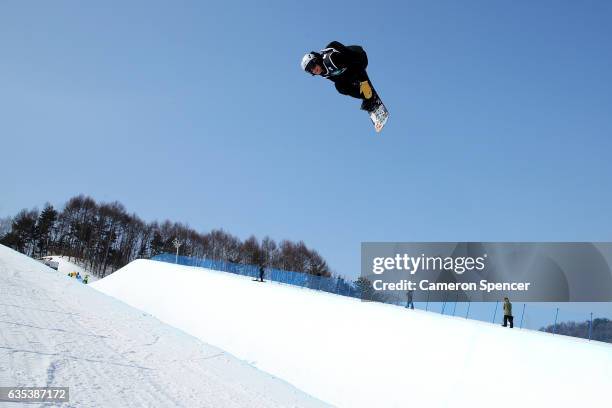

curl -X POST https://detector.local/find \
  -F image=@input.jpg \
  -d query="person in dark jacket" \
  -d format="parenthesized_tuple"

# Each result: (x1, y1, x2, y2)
(405, 290, 414, 309)
(258, 265, 265, 282)
(301, 41, 377, 111)
(502, 297, 514, 328)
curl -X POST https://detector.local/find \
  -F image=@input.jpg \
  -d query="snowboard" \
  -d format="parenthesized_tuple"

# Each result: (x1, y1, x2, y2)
(367, 96, 389, 133)
(361, 82, 388, 132)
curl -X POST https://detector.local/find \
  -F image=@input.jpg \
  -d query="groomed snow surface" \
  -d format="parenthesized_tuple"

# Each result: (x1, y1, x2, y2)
(0, 245, 327, 408)
(93, 259, 612, 408)
(39, 255, 87, 276)
(40, 255, 100, 283)
(3, 244, 611, 408)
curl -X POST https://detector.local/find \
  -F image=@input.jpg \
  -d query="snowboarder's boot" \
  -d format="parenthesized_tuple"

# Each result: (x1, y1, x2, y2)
(361, 97, 378, 112)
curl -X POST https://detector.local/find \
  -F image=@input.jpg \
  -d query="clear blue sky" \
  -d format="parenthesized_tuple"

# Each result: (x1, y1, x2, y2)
(2, 1, 612, 283)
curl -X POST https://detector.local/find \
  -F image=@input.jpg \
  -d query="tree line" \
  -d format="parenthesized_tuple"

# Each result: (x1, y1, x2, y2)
(0, 194, 332, 278)
(540, 318, 612, 343)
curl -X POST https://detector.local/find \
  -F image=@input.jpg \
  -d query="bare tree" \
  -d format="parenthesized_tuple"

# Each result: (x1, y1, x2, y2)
(0, 216, 12, 239)
(2, 195, 333, 279)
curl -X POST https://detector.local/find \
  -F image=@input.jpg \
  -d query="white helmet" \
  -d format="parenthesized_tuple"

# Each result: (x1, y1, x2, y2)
(301, 52, 321, 74)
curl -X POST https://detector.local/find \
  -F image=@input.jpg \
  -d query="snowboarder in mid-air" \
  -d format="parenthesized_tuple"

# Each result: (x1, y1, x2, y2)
(301, 41, 388, 132)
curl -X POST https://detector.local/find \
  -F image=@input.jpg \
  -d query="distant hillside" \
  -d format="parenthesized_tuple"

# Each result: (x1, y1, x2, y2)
(1, 194, 332, 278)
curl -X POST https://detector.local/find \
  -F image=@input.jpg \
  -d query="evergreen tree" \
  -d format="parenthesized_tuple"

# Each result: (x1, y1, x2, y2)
(150, 231, 164, 256)
(35, 204, 58, 257)
(355, 277, 388, 302)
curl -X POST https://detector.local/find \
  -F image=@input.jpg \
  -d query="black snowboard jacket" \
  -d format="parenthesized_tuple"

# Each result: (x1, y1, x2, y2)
(319, 41, 370, 99)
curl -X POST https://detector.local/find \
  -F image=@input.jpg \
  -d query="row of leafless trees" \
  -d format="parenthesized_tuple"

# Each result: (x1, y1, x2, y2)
(0, 194, 332, 278)
(541, 318, 612, 343)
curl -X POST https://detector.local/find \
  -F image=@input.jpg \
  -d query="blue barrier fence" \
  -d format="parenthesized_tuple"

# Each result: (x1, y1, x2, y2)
(151, 253, 611, 343)
(152, 253, 360, 297)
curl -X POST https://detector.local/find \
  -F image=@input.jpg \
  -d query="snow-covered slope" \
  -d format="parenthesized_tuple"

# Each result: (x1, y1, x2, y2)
(93, 259, 612, 408)
(40, 255, 99, 283)
(0, 245, 327, 408)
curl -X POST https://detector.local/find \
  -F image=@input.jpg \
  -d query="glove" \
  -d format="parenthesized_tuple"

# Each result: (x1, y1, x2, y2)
(359, 81, 373, 99)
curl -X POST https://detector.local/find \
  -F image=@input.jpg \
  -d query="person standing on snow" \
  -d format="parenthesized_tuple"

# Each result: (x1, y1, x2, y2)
(301, 41, 377, 111)
(502, 297, 514, 328)
(406, 290, 414, 310)
(258, 265, 265, 282)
